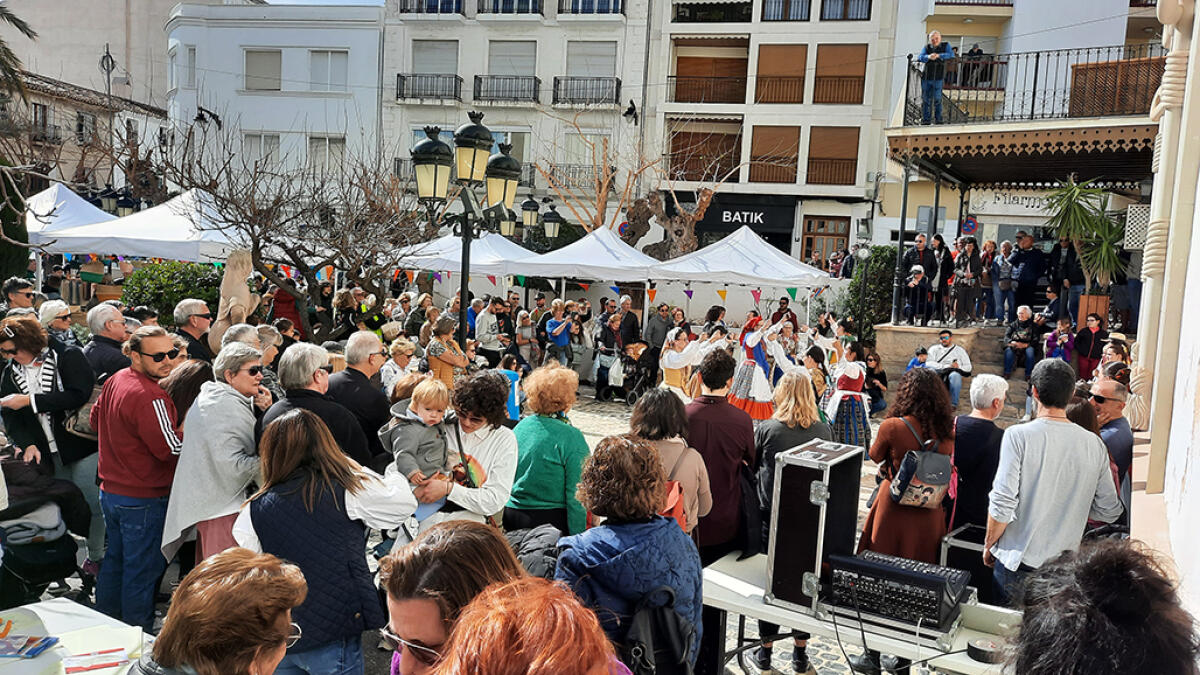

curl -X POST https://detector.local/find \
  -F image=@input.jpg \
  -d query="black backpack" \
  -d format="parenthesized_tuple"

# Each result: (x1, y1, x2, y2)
(620, 586, 695, 675)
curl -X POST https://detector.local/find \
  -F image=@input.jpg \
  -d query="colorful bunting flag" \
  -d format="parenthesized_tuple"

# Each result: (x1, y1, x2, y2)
(684, 289, 693, 299)
(579, 283, 589, 291)
(515, 275, 526, 286)
(325, 266, 334, 280)
(392, 269, 401, 281)
(433, 272, 442, 282)
(609, 285, 620, 295)
(487, 275, 497, 285)
(717, 289, 727, 302)
(751, 289, 761, 303)
(647, 289, 657, 303)
(786, 288, 797, 301)
(405, 270, 415, 283)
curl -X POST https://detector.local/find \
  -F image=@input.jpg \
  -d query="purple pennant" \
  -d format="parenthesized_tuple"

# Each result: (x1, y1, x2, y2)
(433, 272, 442, 282)
(684, 290, 694, 299)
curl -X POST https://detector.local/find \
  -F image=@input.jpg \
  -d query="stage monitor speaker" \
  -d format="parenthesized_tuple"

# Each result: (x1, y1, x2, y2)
(765, 439, 864, 615)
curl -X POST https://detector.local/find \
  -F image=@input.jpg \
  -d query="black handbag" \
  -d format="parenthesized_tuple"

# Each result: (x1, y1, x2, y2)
(736, 464, 762, 560)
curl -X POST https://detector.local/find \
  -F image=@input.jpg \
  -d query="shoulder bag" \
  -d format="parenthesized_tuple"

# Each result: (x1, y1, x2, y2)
(889, 418, 954, 509)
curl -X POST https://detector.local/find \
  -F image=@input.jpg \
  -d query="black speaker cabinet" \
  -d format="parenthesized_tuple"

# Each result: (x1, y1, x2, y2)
(765, 439, 864, 615)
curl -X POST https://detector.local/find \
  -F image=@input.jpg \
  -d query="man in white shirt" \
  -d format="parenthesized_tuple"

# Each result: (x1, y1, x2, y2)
(984, 358, 1123, 606)
(927, 329, 972, 408)
(475, 297, 509, 368)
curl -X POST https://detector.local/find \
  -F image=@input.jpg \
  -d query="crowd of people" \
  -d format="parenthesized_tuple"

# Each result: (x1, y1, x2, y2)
(0, 266, 1195, 675)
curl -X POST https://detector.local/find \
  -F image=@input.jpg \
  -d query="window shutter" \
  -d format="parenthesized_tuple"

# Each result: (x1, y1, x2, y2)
(413, 40, 458, 74)
(330, 52, 348, 91)
(566, 42, 617, 77)
(757, 45, 807, 77)
(751, 126, 800, 157)
(814, 44, 867, 78)
(488, 41, 537, 76)
(808, 126, 859, 159)
(246, 50, 282, 90)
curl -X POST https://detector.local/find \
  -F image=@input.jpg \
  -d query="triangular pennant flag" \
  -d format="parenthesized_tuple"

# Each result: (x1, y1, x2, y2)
(281, 265, 291, 277)
(647, 289, 657, 303)
(515, 275, 525, 286)
(717, 289, 727, 302)
(579, 283, 589, 291)
(609, 286, 620, 295)
(392, 269, 401, 281)
(487, 275, 497, 285)
(684, 289, 693, 299)
(786, 288, 798, 301)
(405, 270, 415, 283)
(445, 271, 451, 280)
(325, 265, 334, 280)
(433, 272, 442, 282)
(751, 289, 761, 303)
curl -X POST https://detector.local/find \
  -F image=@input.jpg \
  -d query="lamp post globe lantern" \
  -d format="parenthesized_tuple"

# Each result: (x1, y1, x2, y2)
(541, 203, 564, 240)
(485, 143, 521, 211)
(453, 111, 494, 185)
(499, 209, 517, 238)
(116, 190, 138, 217)
(410, 126, 453, 202)
(520, 194, 539, 229)
(100, 185, 118, 214)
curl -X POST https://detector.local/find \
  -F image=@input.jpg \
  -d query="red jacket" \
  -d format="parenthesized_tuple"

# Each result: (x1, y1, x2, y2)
(90, 368, 182, 498)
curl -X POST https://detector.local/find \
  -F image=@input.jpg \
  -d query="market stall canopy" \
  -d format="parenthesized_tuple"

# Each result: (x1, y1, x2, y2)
(653, 226, 827, 287)
(25, 184, 115, 245)
(41, 189, 237, 263)
(398, 231, 535, 277)
(512, 226, 659, 282)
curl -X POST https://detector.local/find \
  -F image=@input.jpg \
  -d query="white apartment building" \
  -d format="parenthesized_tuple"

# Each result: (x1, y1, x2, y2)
(165, 2, 384, 171)
(640, 0, 898, 259)
(381, 0, 649, 214)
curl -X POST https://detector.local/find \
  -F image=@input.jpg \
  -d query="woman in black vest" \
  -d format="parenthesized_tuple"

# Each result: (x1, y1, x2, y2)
(233, 408, 417, 675)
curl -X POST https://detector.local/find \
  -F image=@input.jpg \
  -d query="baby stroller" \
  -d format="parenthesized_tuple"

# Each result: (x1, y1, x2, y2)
(596, 341, 654, 405)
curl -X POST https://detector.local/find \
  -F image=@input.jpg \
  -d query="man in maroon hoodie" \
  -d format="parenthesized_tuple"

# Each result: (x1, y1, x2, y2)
(90, 326, 183, 632)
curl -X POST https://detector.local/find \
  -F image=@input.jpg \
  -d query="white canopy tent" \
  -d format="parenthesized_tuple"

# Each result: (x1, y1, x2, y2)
(399, 232, 536, 277)
(652, 226, 828, 288)
(510, 227, 660, 282)
(25, 184, 115, 245)
(41, 189, 238, 263)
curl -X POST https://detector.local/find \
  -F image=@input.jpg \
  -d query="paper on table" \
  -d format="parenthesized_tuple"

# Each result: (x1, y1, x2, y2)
(53, 626, 144, 674)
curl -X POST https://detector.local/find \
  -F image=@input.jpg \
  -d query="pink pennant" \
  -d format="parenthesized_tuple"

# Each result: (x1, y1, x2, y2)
(751, 289, 762, 303)
(487, 275, 497, 285)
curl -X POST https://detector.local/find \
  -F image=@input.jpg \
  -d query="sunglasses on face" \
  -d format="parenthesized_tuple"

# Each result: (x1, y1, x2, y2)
(1089, 392, 1111, 405)
(190, 312, 213, 320)
(1, 347, 17, 356)
(241, 365, 264, 376)
(16, 291, 33, 298)
(379, 628, 441, 666)
(54, 314, 71, 321)
(138, 348, 181, 363)
(319, 365, 334, 374)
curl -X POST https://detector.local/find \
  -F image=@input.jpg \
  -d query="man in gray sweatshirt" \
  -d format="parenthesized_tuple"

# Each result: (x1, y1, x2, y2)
(985, 358, 1124, 606)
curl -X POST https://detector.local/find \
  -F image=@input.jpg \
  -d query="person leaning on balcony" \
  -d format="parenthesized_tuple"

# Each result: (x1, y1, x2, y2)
(918, 30, 955, 125)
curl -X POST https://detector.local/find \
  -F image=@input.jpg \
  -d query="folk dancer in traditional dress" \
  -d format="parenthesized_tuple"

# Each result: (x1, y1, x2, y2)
(728, 313, 780, 421)
(822, 362, 872, 447)
(770, 322, 801, 385)
(659, 328, 728, 402)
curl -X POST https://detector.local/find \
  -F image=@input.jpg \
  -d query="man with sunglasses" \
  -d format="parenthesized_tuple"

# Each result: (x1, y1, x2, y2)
(327, 332, 392, 466)
(89, 326, 184, 632)
(1090, 378, 1134, 524)
(927, 329, 972, 408)
(172, 298, 214, 363)
(0, 277, 34, 316)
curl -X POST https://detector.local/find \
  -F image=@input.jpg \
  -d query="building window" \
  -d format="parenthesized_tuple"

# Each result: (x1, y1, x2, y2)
(308, 135, 345, 171)
(125, 119, 139, 147)
(801, 216, 850, 263)
(756, 45, 807, 103)
(806, 126, 859, 185)
(244, 133, 281, 163)
(820, 0, 869, 20)
(245, 50, 282, 91)
(185, 46, 197, 88)
(310, 50, 349, 92)
(168, 49, 177, 90)
(762, 0, 809, 21)
(32, 102, 48, 129)
(749, 126, 800, 183)
(412, 41, 458, 75)
(75, 112, 97, 144)
(814, 44, 867, 104)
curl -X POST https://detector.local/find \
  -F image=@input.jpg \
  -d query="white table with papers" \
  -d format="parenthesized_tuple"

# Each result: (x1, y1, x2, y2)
(0, 598, 145, 674)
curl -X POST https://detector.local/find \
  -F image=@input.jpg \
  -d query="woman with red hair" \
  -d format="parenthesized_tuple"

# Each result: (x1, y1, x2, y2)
(727, 311, 778, 420)
(433, 577, 631, 675)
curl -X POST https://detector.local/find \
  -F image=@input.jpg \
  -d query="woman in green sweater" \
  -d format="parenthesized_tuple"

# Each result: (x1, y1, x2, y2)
(504, 364, 590, 535)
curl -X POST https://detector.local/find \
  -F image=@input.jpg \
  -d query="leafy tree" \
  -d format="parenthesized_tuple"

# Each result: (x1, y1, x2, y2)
(0, 164, 26, 279)
(846, 245, 897, 344)
(121, 261, 222, 327)
(0, 6, 36, 100)
(1044, 176, 1127, 292)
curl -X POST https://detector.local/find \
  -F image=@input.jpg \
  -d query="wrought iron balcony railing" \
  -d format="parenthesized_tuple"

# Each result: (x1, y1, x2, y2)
(553, 77, 620, 104)
(474, 75, 540, 102)
(667, 76, 747, 104)
(558, 0, 623, 13)
(397, 74, 464, 100)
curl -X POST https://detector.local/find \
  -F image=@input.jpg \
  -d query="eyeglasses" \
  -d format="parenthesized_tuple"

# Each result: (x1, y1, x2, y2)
(939, 336, 950, 341)
(379, 627, 441, 666)
(318, 365, 334, 374)
(375, 350, 389, 358)
(456, 410, 486, 425)
(54, 314, 71, 321)
(285, 622, 303, 649)
(16, 291, 33, 298)
(137, 348, 181, 363)
(0, 347, 17, 357)
(241, 365, 264, 376)
(1088, 392, 1110, 405)
(190, 312, 213, 320)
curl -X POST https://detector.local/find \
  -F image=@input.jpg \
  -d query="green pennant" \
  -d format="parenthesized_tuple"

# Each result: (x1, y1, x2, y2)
(786, 288, 797, 301)
(515, 275, 525, 286)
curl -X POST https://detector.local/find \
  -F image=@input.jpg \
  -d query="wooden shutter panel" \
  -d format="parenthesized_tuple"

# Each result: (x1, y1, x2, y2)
(815, 44, 867, 78)
(808, 126, 858, 159)
(751, 126, 800, 156)
(676, 57, 748, 77)
(757, 45, 807, 77)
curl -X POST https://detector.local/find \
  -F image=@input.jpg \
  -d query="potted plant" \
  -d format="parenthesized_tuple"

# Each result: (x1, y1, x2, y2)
(1043, 176, 1127, 323)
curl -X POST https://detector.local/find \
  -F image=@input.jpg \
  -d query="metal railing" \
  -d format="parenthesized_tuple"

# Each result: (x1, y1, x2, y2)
(749, 156, 798, 183)
(667, 76, 747, 104)
(755, 76, 805, 103)
(934, 0, 1012, 5)
(478, 0, 542, 13)
(545, 163, 617, 188)
(812, 76, 864, 104)
(474, 75, 540, 102)
(397, 158, 536, 186)
(397, 74, 463, 100)
(664, 154, 741, 182)
(902, 43, 1166, 125)
(557, 0, 623, 13)
(553, 77, 621, 104)
(1130, 0, 1157, 6)
(671, 2, 752, 21)
(806, 158, 856, 185)
(31, 124, 62, 144)
(395, 0, 465, 13)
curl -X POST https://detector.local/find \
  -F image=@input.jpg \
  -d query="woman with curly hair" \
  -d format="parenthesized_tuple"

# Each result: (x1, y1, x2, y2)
(555, 434, 703, 667)
(505, 365, 589, 534)
(858, 367, 955, 562)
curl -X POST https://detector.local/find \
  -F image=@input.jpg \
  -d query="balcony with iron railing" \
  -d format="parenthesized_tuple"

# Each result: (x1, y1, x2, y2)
(544, 163, 617, 189)
(557, 0, 623, 13)
(1130, 0, 1156, 6)
(664, 153, 741, 183)
(397, 74, 463, 101)
(474, 75, 540, 103)
(671, 1, 752, 22)
(31, 123, 62, 145)
(812, 76, 865, 104)
(395, 158, 535, 186)
(478, 0, 542, 14)
(395, 0, 465, 14)
(806, 158, 856, 185)
(934, 0, 1012, 5)
(667, 76, 747, 104)
(749, 156, 798, 183)
(901, 43, 1166, 126)
(754, 76, 804, 104)
(553, 77, 621, 105)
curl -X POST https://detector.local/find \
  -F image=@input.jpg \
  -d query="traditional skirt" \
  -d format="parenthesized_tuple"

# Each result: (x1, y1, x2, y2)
(728, 359, 774, 420)
(661, 366, 698, 403)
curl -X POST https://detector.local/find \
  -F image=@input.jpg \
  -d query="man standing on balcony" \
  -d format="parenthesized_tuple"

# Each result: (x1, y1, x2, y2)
(919, 31, 955, 125)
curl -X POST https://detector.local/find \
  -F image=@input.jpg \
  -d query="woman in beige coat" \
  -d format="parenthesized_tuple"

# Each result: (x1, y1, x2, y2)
(629, 388, 712, 534)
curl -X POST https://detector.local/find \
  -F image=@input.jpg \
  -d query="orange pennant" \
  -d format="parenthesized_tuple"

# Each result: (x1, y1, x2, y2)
(717, 289, 727, 302)
(647, 289, 657, 303)
(405, 270, 415, 283)
(579, 283, 589, 291)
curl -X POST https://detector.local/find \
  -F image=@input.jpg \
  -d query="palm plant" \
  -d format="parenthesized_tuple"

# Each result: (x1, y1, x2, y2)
(0, 5, 36, 100)
(1043, 175, 1127, 294)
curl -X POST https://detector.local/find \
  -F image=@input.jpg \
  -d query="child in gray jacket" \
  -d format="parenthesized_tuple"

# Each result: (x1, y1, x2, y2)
(379, 378, 457, 519)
